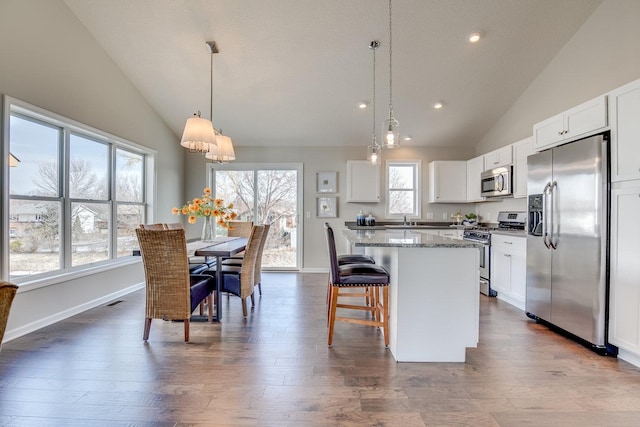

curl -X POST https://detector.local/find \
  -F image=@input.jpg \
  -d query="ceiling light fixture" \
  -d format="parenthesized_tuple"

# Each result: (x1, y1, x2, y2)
(467, 32, 481, 43)
(433, 101, 444, 109)
(367, 40, 381, 165)
(358, 102, 368, 109)
(403, 136, 412, 141)
(180, 43, 218, 154)
(204, 41, 235, 163)
(382, 0, 400, 149)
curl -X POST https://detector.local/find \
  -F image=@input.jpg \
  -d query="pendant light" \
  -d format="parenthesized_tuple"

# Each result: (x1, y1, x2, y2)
(204, 41, 236, 163)
(367, 41, 381, 165)
(382, 0, 400, 149)
(180, 42, 218, 153)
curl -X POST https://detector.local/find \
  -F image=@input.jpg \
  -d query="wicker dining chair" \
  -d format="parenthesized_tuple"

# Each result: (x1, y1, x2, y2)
(1, 281, 19, 348)
(222, 223, 270, 295)
(135, 227, 214, 342)
(227, 221, 254, 238)
(207, 225, 265, 317)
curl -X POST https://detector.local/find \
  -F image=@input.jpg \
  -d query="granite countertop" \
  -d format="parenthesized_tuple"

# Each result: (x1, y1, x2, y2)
(342, 229, 484, 249)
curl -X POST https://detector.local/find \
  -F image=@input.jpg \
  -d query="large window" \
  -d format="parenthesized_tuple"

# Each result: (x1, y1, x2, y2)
(386, 160, 421, 219)
(3, 98, 151, 283)
(210, 163, 302, 270)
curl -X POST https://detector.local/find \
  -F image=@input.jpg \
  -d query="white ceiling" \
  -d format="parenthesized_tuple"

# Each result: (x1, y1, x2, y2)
(63, 0, 602, 148)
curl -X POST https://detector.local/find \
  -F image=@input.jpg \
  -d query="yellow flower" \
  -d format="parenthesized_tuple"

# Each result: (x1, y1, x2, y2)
(171, 187, 237, 229)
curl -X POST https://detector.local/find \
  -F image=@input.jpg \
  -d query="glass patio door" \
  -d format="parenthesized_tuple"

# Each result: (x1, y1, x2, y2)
(210, 163, 302, 270)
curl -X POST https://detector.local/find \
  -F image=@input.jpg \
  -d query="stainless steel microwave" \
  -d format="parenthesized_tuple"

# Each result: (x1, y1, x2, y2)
(481, 166, 513, 197)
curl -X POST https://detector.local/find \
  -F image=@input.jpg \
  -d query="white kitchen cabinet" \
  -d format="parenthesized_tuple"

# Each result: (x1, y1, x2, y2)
(490, 233, 526, 310)
(483, 145, 513, 171)
(609, 78, 640, 183)
(609, 185, 640, 357)
(428, 161, 467, 203)
(466, 155, 485, 202)
(513, 136, 534, 198)
(346, 160, 380, 202)
(533, 95, 607, 152)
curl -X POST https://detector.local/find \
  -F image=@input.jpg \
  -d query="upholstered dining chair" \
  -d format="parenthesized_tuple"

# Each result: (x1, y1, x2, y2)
(324, 223, 390, 347)
(222, 223, 270, 295)
(135, 227, 214, 342)
(227, 221, 254, 238)
(207, 225, 264, 317)
(0, 281, 19, 348)
(160, 222, 215, 273)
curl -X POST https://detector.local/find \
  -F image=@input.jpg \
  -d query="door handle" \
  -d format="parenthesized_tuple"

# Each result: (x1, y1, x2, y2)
(549, 181, 557, 250)
(542, 182, 551, 249)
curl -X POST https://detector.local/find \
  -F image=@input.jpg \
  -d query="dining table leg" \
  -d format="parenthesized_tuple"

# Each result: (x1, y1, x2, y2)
(215, 255, 222, 321)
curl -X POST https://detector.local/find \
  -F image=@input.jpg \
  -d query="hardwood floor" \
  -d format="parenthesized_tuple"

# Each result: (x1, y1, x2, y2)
(2, 272, 640, 426)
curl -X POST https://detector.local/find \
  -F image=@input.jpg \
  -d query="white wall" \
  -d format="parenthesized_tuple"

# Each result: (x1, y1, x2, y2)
(0, 0, 185, 340)
(474, 0, 640, 222)
(185, 144, 476, 270)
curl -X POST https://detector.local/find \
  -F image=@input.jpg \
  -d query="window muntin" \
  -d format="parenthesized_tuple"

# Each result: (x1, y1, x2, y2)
(386, 160, 420, 218)
(5, 100, 150, 282)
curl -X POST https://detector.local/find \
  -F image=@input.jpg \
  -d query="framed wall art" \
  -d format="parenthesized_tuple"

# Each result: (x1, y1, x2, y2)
(316, 171, 337, 193)
(316, 196, 337, 218)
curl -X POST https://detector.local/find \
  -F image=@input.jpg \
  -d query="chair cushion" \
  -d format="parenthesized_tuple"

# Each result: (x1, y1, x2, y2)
(189, 275, 213, 313)
(336, 263, 390, 285)
(189, 263, 209, 274)
(337, 254, 375, 265)
(221, 257, 243, 266)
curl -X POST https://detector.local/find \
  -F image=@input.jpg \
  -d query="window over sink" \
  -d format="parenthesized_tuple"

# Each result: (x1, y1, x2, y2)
(386, 160, 421, 219)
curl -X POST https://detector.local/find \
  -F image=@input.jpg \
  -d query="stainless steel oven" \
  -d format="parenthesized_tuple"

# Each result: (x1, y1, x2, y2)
(462, 229, 494, 296)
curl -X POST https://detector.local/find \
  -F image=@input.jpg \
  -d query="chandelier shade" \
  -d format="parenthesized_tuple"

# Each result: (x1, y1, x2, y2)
(367, 40, 381, 165)
(205, 132, 236, 163)
(180, 112, 217, 153)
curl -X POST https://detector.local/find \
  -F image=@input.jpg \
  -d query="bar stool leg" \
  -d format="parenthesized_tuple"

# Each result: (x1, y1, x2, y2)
(328, 285, 339, 346)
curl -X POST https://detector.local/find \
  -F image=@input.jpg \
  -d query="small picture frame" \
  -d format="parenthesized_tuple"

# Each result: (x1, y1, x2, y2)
(316, 171, 337, 193)
(317, 196, 338, 218)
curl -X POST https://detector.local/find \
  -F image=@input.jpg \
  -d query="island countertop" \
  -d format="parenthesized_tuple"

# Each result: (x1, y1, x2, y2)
(342, 229, 483, 249)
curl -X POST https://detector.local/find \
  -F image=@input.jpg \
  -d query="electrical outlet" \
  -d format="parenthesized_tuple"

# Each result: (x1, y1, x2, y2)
(442, 212, 447, 220)
(306, 211, 311, 219)
(426, 212, 434, 220)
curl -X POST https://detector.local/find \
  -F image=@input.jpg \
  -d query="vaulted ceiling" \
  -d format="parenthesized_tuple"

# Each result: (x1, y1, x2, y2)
(64, 0, 602, 148)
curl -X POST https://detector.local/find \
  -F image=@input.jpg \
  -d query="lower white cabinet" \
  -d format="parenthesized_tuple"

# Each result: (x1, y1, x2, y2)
(609, 184, 640, 359)
(490, 234, 526, 310)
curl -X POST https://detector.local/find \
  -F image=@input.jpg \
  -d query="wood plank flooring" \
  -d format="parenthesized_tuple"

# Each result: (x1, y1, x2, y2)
(2, 272, 640, 426)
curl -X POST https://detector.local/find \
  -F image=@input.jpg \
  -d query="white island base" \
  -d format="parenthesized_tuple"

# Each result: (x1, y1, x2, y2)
(364, 245, 479, 362)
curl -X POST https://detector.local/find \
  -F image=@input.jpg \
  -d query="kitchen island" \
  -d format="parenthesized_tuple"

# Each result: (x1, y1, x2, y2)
(343, 229, 482, 362)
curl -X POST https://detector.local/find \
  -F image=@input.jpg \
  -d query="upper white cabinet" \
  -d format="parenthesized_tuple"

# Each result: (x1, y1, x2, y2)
(428, 161, 467, 203)
(346, 160, 380, 202)
(466, 155, 485, 202)
(483, 145, 513, 170)
(513, 137, 534, 199)
(533, 95, 607, 152)
(609, 78, 640, 183)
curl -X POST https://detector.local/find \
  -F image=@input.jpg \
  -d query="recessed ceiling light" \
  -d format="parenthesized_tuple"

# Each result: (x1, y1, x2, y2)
(358, 102, 368, 109)
(467, 32, 481, 43)
(403, 136, 412, 141)
(433, 102, 444, 109)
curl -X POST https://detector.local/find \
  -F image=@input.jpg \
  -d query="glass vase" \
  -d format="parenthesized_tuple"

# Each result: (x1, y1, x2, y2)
(201, 215, 215, 242)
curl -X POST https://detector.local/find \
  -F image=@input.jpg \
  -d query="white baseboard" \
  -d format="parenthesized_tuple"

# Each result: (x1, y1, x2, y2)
(3, 282, 145, 343)
(617, 348, 640, 369)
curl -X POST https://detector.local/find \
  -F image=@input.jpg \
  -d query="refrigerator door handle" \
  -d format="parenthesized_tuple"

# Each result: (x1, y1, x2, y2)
(543, 182, 551, 249)
(549, 181, 558, 250)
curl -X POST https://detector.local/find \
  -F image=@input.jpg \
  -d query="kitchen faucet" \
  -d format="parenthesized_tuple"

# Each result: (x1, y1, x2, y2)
(403, 214, 407, 225)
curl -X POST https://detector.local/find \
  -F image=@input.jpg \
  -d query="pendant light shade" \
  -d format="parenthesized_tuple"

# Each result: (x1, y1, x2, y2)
(180, 111, 216, 153)
(205, 131, 236, 163)
(367, 40, 381, 165)
(383, 0, 400, 149)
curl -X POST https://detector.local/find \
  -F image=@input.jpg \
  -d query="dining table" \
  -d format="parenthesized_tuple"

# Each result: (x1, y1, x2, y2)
(187, 236, 248, 322)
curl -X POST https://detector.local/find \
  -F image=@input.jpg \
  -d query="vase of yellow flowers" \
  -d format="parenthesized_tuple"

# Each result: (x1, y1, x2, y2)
(172, 187, 237, 242)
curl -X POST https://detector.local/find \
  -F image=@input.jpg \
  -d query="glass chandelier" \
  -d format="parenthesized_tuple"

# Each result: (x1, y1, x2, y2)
(382, 0, 400, 149)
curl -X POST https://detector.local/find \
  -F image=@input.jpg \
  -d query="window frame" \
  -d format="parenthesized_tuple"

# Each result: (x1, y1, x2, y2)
(385, 159, 421, 220)
(1, 95, 155, 286)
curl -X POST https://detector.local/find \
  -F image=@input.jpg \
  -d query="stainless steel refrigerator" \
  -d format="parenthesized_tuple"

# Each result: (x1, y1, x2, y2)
(526, 133, 609, 350)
